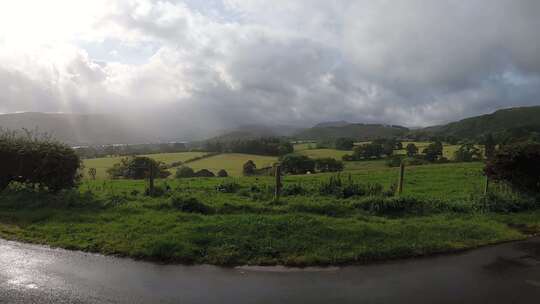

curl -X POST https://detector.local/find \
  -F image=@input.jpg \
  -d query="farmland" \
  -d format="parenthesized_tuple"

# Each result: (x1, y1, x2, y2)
(83, 152, 208, 179)
(81, 142, 472, 180)
(1, 159, 539, 266)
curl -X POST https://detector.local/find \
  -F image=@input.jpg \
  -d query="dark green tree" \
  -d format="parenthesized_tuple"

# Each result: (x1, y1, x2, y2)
(406, 143, 418, 157)
(334, 137, 355, 150)
(281, 154, 316, 174)
(242, 160, 257, 176)
(176, 166, 195, 178)
(485, 142, 540, 194)
(423, 141, 443, 162)
(484, 133, 496, 159)
(454, 143, 482, 162)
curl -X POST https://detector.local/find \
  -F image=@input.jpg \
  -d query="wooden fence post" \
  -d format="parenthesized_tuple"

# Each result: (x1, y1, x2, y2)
(148, 165, 155, 196)
(397, 162, 405, 195)
(274, 163, 282, 201)
(484, 175, 489, 195)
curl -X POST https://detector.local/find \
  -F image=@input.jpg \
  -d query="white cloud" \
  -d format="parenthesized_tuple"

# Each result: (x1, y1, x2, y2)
(1, 0, 540, 134)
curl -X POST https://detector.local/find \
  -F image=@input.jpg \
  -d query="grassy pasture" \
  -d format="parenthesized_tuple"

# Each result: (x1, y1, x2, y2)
(184, 153, 278, 176)
(1, 160, 539, 266)
(82, 152, 208, 179)
(297, 148, 350, 160)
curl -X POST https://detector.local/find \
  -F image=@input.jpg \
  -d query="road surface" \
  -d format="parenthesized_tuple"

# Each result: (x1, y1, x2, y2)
(1, 237, 540, 303)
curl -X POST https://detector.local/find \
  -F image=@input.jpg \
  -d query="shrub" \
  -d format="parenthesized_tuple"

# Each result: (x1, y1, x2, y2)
(170, 196, 212, 214)
(216, 181, 240, 193)
(243, 160, 257, 176)
(194, 169, 215, 177)
(281, 183, 307, 196)
(318, 175, 384, 198)
(386, 156, 404, 167)
(485, 142, 540, 195)
(217, 169, 228, 177)
(477, 189, 538, 213)
(176, 166, 195, 178)
(0, 129, 81, 192)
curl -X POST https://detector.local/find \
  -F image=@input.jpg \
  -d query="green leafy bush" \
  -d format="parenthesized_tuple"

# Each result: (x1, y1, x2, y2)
(216, 181, 240, 193)
(170, 196, 212, 214)
(0, 129, 81, 192)
(176, 166, 195, 178)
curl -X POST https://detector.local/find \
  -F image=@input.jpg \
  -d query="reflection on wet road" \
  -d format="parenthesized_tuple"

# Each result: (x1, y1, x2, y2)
(1, 237, 540, 303)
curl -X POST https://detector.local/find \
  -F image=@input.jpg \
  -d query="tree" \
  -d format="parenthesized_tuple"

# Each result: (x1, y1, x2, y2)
(243, 160, 256, 176)
(315, 158, 344, 172)
(334, 137, 354, 150)
(454, 143, 482, 162)
(382, 141, 394, 156)
(281, 154, 316, 174)
(484, 133, 496, 159)
(88, 168, 97, 180)
(277, 142, 294, 156)
(423, 141, 443, 162)
(107, 157, 170, 179)
(485, 142, 540, 194)
(353, 143, 384, 159)
(406, 143, 418, 157)
(176, 166, 195, 178)
(217, 169, 228, 177)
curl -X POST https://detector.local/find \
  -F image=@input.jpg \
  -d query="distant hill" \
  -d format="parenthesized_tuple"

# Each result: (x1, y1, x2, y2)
(293, 123, 409, 141)
(313, 121, 350, 128)
(207, 124, 304, 142)
(414, 106, 540, 139)
(0, 112, 154, 146)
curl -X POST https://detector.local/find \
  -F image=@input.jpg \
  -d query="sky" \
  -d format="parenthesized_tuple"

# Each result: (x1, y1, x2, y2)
(1, 0, 540, 131)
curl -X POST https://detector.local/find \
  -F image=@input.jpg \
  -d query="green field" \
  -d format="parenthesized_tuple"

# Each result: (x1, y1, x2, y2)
(296, 148, 350, 160)
(185, 153, 278, 176)
(83, 152, 208, 179)
(1, 160, 539, 266)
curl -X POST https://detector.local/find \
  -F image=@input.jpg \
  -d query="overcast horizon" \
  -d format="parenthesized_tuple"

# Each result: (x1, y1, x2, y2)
(1, 0, 540, 130)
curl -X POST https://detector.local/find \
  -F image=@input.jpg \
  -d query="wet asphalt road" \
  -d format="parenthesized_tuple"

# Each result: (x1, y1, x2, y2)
(1, 237, 540, 304)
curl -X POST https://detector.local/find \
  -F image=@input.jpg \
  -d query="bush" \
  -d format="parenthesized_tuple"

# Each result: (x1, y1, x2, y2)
(477, 190, 538, 213)
(281, 183, 307, 196)
(176, 166, 195, 178)
(243, 160, 257, 176)
(170, 196, 212, 214)
(217, 169, 228, 177)
(194, 169, 215, 177)
(485, 142, 540, 195)
(216, 181, 240, 193)
(352, 196, 474, 216)
(318, 175, 384, 198)
(0, 130, 81, 192)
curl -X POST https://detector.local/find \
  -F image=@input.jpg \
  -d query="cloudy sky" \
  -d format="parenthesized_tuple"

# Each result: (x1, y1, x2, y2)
(1, 0, 540, 130)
